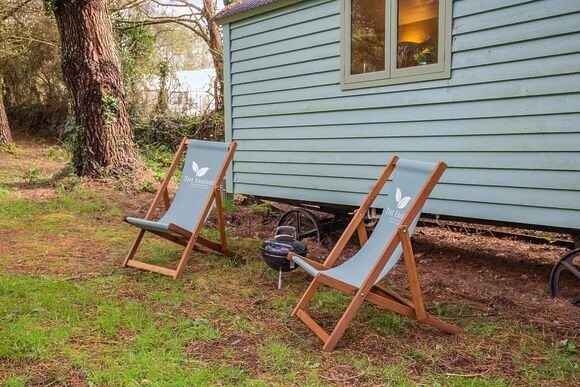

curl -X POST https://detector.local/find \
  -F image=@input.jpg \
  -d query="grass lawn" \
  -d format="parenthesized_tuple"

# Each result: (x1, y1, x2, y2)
(0, 141, 578, 385)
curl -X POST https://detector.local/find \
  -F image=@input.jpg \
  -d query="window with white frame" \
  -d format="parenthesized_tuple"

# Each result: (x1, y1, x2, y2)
(342, 0, 452, 89)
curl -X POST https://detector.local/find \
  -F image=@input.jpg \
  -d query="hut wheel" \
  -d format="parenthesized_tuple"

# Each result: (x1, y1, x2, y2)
(549, 248, 580, 306)
(276, 209, 322, 241)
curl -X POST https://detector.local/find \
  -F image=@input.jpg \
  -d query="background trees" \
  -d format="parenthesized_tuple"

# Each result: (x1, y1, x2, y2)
(1, 0, 64, 136)
(114, 0, 226, 110)
(0, 78, 12, 147)
(1, 0, 63, 147)
(1, 0, 227, 175)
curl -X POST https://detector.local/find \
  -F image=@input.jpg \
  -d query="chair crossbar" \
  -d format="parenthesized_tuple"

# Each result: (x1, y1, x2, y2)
(125, 259, 177, 277)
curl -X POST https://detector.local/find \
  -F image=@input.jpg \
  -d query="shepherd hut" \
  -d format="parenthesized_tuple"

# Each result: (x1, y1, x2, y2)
(215, 0, 580, 234)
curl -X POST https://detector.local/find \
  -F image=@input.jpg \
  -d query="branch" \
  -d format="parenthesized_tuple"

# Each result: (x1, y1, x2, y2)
(3, 35, 59, 48)
(113, 10, 209, 41)
(111, 0, 149, 12)
(0, 0, 34, 21)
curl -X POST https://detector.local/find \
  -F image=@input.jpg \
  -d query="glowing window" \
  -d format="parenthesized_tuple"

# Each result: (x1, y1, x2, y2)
(342, 0, 451, 88)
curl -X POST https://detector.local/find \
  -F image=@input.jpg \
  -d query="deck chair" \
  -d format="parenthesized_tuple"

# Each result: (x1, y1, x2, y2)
(123, 138, 237, 279)
(288, 156, 463, 351)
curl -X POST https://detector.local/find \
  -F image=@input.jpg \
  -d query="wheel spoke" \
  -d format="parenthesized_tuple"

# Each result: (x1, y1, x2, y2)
(549, 249, 580, 305)
(561, 260, 580, 279)
(297, 212, 302, 236)
(277, 208, 322, 241)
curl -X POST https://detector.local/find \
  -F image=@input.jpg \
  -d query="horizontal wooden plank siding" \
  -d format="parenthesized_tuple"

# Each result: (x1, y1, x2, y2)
(224, 0, 580, 231)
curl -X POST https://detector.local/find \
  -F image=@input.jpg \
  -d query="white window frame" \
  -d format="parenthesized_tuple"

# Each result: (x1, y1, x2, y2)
(341, 0, 452, 90)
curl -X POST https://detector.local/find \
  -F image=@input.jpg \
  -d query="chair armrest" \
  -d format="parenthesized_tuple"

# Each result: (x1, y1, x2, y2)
(288, 252, 329, 271)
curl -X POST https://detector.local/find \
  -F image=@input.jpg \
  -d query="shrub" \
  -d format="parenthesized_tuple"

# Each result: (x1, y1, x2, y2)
(133, 111, 224, 150)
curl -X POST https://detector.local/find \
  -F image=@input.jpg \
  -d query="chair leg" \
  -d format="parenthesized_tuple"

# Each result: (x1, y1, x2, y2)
(214, 189, 232, 255)
(399, 227, 426, 320)
(292, 279, 332, 345)
(323, 291, 366, 352)
(292, 278, 321, 316)
(123, 230, 145, 267)
(173, 235, 198, 279)
(423, 314, 463, 334)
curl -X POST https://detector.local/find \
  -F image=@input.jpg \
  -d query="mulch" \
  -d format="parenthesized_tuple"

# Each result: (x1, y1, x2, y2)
(209, 200, 579, 338)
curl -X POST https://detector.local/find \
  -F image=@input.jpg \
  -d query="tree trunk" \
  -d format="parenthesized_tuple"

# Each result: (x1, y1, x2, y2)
(53, 0, 140, 177)
(0, 78, 13, 147)
(203, 0, 224, 111)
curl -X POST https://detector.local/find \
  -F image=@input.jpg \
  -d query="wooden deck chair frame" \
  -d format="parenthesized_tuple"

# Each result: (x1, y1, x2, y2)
(288, 156, 463, 351)
(123, 137, 237, 279)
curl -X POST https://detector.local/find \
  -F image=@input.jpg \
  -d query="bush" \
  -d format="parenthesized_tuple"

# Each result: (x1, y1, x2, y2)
(133, 111, 224, 150)
(6, 101, 68, 139)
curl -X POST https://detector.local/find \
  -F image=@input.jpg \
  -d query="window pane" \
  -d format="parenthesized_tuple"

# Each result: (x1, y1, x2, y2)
(351, 0, 385, 75)
(397, 0, 439, 69)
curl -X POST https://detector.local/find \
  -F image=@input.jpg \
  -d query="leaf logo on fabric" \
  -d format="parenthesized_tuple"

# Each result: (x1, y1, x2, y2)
(192, 161, 209, 177)
(395, 188, 412, 210)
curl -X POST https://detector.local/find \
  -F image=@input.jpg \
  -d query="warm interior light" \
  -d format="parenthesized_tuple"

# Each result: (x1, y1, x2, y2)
(399, 0, 438, 25)
(398, 0, 438, 43)
(397, 0, 439, 68)
(398, 18, 437, 43)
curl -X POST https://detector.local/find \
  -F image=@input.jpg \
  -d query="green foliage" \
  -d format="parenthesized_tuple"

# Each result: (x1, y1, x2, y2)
(46, 145, 68, 162)
(116, 24, 157, 116)
(311, 288, 353, 314)
(564, 339, 577, 353)
(60, 104, 85, 172)
(0, 185, 15, 200)
(365, 312, 408, 335)
(249, 202, 272, 213)
(155, 58, 170, 114)
(141, 144, 175, 181)
(61, 104, 77, 138)
(2, 0, 65, 132)
(42, 0, 57, 15)
(101, 92, 120, 129)
(141, 178, 157, 192)
(25, 167, 41, 183)
(3, 375, 27, 387)
(133, 111, 225, 150)
(1, 141, 19, 155)
(117, 25, 156, 85)
(222, 197, 235, 212)
(259, 341, 295, 373)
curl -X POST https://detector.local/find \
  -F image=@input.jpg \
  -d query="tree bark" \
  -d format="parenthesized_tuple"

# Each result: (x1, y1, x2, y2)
(0, 78, 13, 147)
(202, 0, 224, 111)
(53, 0, 140, 177)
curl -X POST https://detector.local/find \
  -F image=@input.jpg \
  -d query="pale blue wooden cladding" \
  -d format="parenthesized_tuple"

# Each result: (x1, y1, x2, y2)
(222, 0, 580, 231)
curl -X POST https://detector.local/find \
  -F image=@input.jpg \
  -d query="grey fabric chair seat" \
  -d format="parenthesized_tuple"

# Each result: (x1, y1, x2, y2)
(125, 217, 174, 234)
(125, 140, 226, 235)
(292, 159, 428, 288)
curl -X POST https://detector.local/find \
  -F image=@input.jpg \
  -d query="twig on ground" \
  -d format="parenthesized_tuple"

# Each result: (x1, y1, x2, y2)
(445, 369, 490, 378)
(282, 320, 307, 342)
(230, 299, 257, 323)
(319, 370, 366, 382)
(64, 270, 115, 281)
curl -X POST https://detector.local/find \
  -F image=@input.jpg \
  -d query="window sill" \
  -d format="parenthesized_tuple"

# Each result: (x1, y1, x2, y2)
(340, 68, 451, 90)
